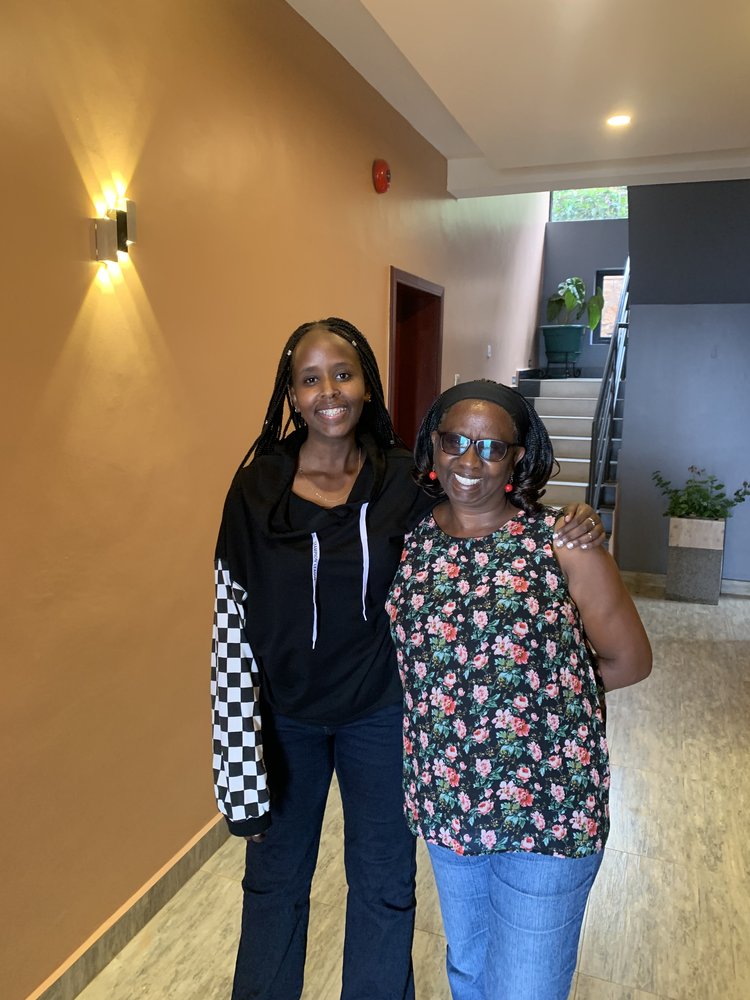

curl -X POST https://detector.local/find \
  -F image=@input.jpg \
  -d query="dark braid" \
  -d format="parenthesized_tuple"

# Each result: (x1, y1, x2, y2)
(237, 318, 403, 470)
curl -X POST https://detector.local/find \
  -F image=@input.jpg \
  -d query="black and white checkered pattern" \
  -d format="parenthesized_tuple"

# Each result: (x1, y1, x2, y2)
(211, 559, 270, 822)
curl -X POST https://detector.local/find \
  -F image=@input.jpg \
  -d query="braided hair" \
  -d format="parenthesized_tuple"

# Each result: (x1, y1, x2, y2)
(237, 317, 403, 469)
(413, 380, 558, 513)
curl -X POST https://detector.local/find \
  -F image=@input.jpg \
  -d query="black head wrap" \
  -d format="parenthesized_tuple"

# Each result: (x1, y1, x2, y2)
(434, 380, 529, 439)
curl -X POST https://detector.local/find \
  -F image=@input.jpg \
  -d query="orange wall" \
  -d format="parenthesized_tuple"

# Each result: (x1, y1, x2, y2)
(0, 2, 548, 996)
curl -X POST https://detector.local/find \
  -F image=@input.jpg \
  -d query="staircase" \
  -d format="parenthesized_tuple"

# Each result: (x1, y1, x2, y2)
(517, 376, 620, 537)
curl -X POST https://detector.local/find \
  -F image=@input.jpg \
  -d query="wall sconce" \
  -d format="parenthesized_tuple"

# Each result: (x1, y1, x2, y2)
(93, 199, 137, 261)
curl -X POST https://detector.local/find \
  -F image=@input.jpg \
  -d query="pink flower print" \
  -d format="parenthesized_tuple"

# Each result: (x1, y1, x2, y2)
(475, 584, 490, 597)
(446, 563, 460, 578)
(446, 768, 460, 787)
(439, 829, 453, 847)
(391, 585, 402, 600)
(590, 767, 600, 787)
(419, 730, 429, 748)
(511, 716, 530, 736)
(544, 514, 556, 527)
(454, 718, 467, 739)
(473, 610, 489, 629)
(578, 747, 591, 765)
(516, 788, 534, 807)
(442, 695, 457, 716)
(569, 652, 579, 668)
(456, 644, 469, 665)
(458, 791, 471, 812)
(548, 754, 562, 770)
(473, 653, 489, 669)
(448, 544, 459, 558)
(586, 817, 598, 837)
(458, 579, 471, 595)
(494, 570, 513, 587)
(415, 663, 427, 681)
(475, 758, 492, 777)
(508, 520, 524, 535)
(563, 740, 578, 759)
(421, 770, 432, 784)
(494, 708, 512, 730)
(512, 576, 529, 593)
(545, 682, 559, 698)
(582, 698, 593, 717)
(512, 645, 529, 665)
(545, 570, 559, 591)
(444, 672, 457, 688)
(424, 798, 435, 816)
(423, 538, 433, 553)
(513, 694, 529, 712)
(475, 551, 489, 567)
(571, 810, 586, 831)
(586, 794, 596, 810)
(402, 564, 413, 580)
(550, 783, 565, 803)
(410, 594, 424, 610)
(445, 745, 458, 761)
(497, 781, 516, 800)
(578, 725, 589, 740)
(473, 684, 489, 705)
(552, 824, 568, 840)
(477, 799, 495, 815)
(492, 635, 513, 657)
(395, 624, 406, 642)
(415, 571, 428, 583)
(522, 536, 537, 552)
(511, 557, 526, 571)
(451, 817, 461, 832)
(516, 766, 531, 783)
(480, 829, 497, 849)
(531, 811, 546, 831)
(520, 835, 535, 851)
(546, 712, 560, 732)
(403, 735, 413, 754)
(472, 727, 489, 743)
(529, 741, 542, 762)
(433, 759, 446, 778)
(544, 609, 558, 624)
(512, 621, 529, 639)
(546, 639, 557, 658)
(405, 692, 414, 710)
(526, 669, 540, 691)
(410, 632, 424, 647)
(426, 616, 441, 636)
(442, 600, 456, 616)
(525, 596, 539, 615)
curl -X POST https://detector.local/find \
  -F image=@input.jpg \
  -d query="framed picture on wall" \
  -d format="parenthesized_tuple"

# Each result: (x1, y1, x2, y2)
(591, 268, 625, 345)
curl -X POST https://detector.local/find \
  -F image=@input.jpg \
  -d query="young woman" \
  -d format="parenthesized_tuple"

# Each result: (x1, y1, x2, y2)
(386, 379, 652, 1000)
(211, 325, 604, 1000)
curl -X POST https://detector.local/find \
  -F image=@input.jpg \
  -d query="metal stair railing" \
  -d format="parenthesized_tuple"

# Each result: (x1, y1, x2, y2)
(587, 257, 630, 512)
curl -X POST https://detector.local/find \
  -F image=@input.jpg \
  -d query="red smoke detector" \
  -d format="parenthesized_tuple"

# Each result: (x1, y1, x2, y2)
(372, 159, 391, 193)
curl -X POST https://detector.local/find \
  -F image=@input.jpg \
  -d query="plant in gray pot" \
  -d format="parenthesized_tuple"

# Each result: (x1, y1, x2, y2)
(652, 466, 750, 604)
(540, 276, 604, 378)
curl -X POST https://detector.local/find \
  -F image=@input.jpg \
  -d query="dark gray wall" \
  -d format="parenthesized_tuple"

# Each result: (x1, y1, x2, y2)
(539, 219, 629, 373)
(617, 181, 750, 581)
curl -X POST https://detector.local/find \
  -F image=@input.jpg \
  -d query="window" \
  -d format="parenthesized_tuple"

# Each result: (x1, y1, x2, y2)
(591, 268, 625, 345)
(550, 187, 628, 222)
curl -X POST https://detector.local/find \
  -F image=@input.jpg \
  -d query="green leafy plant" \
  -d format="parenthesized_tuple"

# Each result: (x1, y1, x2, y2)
(652, 466, 750, 520)
(546, 276, 604, 331)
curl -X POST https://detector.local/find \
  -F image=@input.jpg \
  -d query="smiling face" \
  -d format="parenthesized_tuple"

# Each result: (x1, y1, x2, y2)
(431, 399, 525, 516)
(289, 327, 368, 443)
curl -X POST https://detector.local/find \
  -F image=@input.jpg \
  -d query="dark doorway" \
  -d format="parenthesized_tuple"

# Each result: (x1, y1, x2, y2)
(388, 268, 444, 449)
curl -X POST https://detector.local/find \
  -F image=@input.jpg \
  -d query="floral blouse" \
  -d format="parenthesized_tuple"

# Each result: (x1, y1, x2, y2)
(385, 508, 609, 858)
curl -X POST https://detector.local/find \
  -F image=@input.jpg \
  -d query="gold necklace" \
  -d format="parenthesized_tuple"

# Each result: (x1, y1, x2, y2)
(297, 447, 363, 505)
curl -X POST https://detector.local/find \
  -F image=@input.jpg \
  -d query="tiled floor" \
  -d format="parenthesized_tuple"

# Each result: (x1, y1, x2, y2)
(77, 582, 750, 999)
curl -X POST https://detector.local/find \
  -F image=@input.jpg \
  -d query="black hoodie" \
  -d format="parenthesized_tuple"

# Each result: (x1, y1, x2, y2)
(210, 431, 431, 836)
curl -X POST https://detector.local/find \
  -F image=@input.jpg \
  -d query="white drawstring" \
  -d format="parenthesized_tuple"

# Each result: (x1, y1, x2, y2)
(359, 502, 370, 622)
(310, 532, 320, 649)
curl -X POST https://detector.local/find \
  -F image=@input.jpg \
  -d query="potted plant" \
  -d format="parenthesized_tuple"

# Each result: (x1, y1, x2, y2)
(652, 466, 750, 604)
(539, 277, 604, 378)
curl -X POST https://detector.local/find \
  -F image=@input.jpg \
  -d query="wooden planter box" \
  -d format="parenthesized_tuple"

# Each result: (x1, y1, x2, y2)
(665, 516, 725, 605)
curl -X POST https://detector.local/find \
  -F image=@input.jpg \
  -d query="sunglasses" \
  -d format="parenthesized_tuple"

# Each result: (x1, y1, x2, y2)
(438, 431, 517, 463)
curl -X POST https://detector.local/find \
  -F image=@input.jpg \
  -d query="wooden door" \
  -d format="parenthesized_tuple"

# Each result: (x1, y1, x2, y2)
(388, 268, 444, 450)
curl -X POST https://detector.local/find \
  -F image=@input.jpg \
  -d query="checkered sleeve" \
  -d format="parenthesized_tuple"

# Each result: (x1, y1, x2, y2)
(211, 558, 270, 836)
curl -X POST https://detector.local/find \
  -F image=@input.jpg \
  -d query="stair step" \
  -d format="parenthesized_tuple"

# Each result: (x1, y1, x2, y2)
(556, 458, 590, 484)
(534, 397, 598, 418)
(536, 378, 601, 399)
(549, 435, 592, 460)
(543, 482, 587, 505)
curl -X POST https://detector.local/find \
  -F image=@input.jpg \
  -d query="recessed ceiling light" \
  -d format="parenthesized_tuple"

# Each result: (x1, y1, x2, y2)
(607, 114, 631, 127)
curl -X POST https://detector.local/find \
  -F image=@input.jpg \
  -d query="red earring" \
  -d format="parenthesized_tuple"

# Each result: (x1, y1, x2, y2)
(428, 470, 438, 481)
(504, 482, 513, 493)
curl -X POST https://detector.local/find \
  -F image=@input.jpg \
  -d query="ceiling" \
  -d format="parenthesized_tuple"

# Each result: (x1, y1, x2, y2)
(286, 0, 750, 197)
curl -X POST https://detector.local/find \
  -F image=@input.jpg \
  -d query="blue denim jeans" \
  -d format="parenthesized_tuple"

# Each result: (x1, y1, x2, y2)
(232, 703, 416, 1000)
(427, 843, 603, 1000)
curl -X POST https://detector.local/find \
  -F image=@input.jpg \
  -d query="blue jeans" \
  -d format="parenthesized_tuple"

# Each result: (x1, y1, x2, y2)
(232, 703, 416, 1000)
(427, 844, 603, 1000)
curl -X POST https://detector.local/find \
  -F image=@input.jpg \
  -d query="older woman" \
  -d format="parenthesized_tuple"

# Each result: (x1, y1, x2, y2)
(386, 379, 651, 1000)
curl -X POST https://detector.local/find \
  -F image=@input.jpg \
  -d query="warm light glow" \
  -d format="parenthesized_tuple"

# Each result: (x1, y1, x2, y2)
(607, 114, 632, 127)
